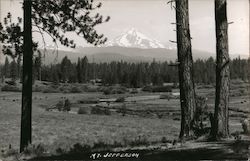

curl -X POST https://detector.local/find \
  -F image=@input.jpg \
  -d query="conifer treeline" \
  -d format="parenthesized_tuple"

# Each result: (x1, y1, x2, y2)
(1, 56, 249, 87)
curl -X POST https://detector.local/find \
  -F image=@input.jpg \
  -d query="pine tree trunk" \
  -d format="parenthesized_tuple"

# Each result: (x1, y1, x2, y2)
(212, 0, 230, 139)
(175, 0, 196, 139)
(20, 0, 33, 152)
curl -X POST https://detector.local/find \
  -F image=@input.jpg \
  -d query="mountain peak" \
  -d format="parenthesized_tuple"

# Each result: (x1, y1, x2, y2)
(127, 27, 139, 35)
(105, 28, 166, 49)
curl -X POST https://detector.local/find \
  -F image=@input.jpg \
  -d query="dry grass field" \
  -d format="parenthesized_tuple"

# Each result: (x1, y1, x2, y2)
(0, 80, 249, 158)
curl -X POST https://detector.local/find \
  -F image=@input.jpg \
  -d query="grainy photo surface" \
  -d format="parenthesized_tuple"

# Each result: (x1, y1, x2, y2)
(0, 0, 249, 160)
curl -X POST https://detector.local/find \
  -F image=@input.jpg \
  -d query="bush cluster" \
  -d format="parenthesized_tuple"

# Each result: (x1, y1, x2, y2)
(117, 104, 127, 116)
(42, 86, 60, 93)
(77, 107, 88, 114)
(70, 86, 82, 93)
(23, 144, 46, 157)
(33, 85, 43, 92)
(100, 86, 128, 95)
(142, 85, 172, 93)
(159, 94, 172, 100)
(241, 119, 250, 134)
(115, 97, 125, 103)
(78, 98, 99, 104)
(1, 85, 21, 92)
(5, 80, 16, 86)
(56, 99, 71, 112)
(91, 106, 111, 115)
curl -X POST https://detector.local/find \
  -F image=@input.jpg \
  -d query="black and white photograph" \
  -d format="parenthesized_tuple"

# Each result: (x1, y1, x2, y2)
(0, 0, 249, 160)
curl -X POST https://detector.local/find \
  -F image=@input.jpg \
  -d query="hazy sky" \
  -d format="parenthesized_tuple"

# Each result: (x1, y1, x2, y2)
(0, 0, 249, 56)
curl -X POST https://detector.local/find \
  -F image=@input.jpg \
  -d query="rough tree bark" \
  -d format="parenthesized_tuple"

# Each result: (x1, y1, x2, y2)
(20, 0, 33, 152)
(175, 0, 196, 139)
(211, 0, 230, 139)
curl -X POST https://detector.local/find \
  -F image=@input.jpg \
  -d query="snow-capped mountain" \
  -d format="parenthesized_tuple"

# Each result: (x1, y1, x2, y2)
(105, 28, 166, 49)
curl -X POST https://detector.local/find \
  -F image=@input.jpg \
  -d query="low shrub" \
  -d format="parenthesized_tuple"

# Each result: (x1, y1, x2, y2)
(64, 99, 71, 111)
(231, 79, 244, 85)
(69, 143, 91, 154)
(78, 107, 88, 114)
(42, 82, 50, 85)
(129, 135, 150, 147)
(55, 99, 71, 112)
(1, 85, 21, 92)
(130, 88, 138, 94)
(157, 113, 164, 119)
(91, 106, 111, 115)
(55, 147, 67, 155)
(161, 137, 169, 143)
(23, 144, 46, 157)
(68, 141, 123, 154)
(192, 96, 210, 137)
(117, 104, 127, 116)
(152, 86, 172, 92)
(92, 141, 122, 151)
(42, 86, 60, 93)
(241, 119, 250, 134)
(1, 145, 18, 158)
(239, 89, 246, 95)
(59, 86, 70, 93)
(112, 88, 126, 94)
(92, 141, 111, 151)
(173, 117, 180, 121)
(56, 100, 64, 111)
(101, 86, 127, 95)
(115, 97, 125, 103)
(85, 86, 99, 92)
(142, 85, 172, 93)
(78, 98, 99, 104)
(5, 80, 16, 86)
(103, 88, 112, 95)
(33, 85, 43, 92)
(160, 94, 171, 100)
(51, 83, 60, 89)
(70, 86, 82, 93)
(141, 86, 152, 92)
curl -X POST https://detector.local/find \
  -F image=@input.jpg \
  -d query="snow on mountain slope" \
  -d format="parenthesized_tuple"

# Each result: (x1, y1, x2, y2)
(105, 28, 166, 49)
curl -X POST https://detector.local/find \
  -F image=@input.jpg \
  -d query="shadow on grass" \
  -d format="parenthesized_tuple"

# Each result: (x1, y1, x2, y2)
(28, 140, 250, 161)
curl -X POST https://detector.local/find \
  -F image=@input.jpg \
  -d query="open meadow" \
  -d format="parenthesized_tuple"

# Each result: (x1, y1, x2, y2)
(0, 79, 249, 156)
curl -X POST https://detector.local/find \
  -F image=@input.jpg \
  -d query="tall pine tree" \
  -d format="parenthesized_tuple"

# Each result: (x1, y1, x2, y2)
(175, 0, 197, 139)
(211, 0, 230, 139)
(0, 0, 110, 152)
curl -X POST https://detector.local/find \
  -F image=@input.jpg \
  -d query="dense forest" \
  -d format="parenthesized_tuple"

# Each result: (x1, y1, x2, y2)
(1, 55, 249, 87)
